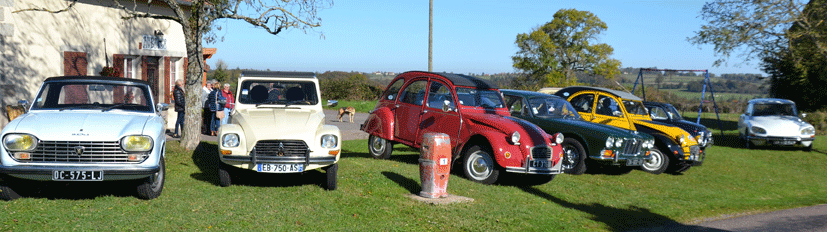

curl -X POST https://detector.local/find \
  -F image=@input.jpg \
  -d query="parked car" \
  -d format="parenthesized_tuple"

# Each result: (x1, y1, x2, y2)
(217, 71, 341, 190)
(643, 101, 713, 149)
(501, 89, 655, 175)
(738, 98, 815, 151)
(361, 71, 564, 185)
(0, 76, 168, 200)
(555, 86, 703, 174)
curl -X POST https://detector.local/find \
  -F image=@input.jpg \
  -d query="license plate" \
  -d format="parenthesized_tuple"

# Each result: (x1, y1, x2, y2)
(53, 170, 103, 181)
(529, 160, 550, 168)
(774, 140, 795, 145)
(626, 158, 644, 166)
(257, 163, 304, 173)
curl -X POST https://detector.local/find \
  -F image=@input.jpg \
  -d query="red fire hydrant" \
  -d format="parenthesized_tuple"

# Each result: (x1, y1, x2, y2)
(419, 133, 451, 198)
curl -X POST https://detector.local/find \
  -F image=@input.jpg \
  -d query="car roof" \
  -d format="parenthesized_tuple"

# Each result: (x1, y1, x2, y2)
(500, 89, 565, 100)
(401, 71, 498, 89)
(240, 71, 316, 79)
(748, 98, 795, 105)
(44, 76, 151, 85)
(555, 86, 642, 101)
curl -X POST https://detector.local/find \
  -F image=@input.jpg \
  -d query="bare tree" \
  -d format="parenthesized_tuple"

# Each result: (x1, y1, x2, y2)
(17, 0, 332, 150)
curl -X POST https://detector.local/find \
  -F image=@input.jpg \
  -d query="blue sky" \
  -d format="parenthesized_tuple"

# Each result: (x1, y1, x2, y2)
(206, 1, 765, 75)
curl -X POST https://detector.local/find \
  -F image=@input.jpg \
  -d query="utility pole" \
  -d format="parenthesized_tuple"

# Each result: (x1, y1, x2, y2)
(428, 0, 433, 72)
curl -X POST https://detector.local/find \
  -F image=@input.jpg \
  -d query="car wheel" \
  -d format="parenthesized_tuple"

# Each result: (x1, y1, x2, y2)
(462, 145, 500, 184)
(218, 162, 233, 187)
(136, 158, 165, 200)
(368, 135, 393, 159)
(0, 176, 22, 201)
(641, 147, 668, 174)
(561, 138, 587, 175)
(323, 163, 338, 191)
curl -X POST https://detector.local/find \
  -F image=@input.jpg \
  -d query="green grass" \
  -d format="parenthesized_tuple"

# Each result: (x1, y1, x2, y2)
(322, 99, 378, 113)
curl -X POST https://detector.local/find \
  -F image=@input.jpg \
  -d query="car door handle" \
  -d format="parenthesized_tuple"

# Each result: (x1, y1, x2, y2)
(422, 109, 429, 114)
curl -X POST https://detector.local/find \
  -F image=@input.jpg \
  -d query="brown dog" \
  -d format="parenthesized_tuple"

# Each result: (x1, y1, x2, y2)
(338, 106, 356, 123)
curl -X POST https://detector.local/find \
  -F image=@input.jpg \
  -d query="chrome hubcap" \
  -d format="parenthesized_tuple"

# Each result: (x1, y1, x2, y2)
(643, 151, 663, 171)
(467, 151, 492, 180)
(370, 136, 385, 154)
(562, 145, 578, 170)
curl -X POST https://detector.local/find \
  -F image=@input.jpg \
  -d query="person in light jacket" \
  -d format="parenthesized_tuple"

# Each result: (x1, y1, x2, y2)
(201, 80, 213, 135)
(172, 79, 186, 138)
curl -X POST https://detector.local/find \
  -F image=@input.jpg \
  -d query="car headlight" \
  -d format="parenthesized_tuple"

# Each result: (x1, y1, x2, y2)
(510, 131, 521, 145)
(750, 126, 767, 135)
(676, 135, 685, 145)
(3, 134, 38, 151)
(321, 134, 338, 149)
(121, 135, 153, 152)
(614, 138, 624, 148)
(801, 127, 816, 136)
(554, 133, 564, 144)
(222, 133, 240, 148)
(647, 139, 655, 149)
(605, 137, 614, 148)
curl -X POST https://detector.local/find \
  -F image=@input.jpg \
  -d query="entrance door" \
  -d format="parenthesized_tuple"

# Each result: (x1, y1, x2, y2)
(145, 56, 160, 101)
(394, 79, 428, 145)
(417, 80, 461, 148)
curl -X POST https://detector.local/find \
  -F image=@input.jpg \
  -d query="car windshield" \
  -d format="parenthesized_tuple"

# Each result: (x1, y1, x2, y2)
(238, 80, 318, 106)
(456, 87, 504, 108)
(623, 100, 648, 116)
(666, 104, 682, 120)
(528, 97, 581, 120)
(753, 103, 797, 116)
(30, 81, 153, 112)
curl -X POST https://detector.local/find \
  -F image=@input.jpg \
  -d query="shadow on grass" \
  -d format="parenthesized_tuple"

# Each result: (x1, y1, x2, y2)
(518, 186, 727, 232)
(190, 141, 219, 185)
(382, 171, 420, 194)
(0, 179, 139, 200)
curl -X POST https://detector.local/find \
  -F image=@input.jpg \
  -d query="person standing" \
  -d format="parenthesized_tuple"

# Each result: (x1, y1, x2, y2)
(207, 82, 226, 136)
(172, 79, 186, 138)
(201, 81, 213, 135)
(220, 83, 235, 125)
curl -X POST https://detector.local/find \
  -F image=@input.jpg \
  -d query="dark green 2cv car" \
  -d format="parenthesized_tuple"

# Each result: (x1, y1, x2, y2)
(501, 89, 655, 174)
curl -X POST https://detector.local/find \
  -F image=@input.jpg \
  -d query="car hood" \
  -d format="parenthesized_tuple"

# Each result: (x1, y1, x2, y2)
(233, 107, 323, 141)
(464, 113, 549, 145)
(8, 111, 151, 141)
(669, 119, 710, 136)
(749, 115, 813, 135)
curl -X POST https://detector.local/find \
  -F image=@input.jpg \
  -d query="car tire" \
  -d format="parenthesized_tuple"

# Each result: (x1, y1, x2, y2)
(368, 135, 393, 159)
(218, 162, 233, 187)
(641, 147, 668, 174)
(0, 176, 22, 201)
(136, 158, 165, 200)
(462, 144, 500, 185)
(323, 163, 338, 191)
(561, 138, 587, 175)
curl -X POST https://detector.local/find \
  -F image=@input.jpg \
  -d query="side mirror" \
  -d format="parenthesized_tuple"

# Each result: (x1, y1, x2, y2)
(442, 100, 454, 112)
(156, 103, 170, 112)
(17, 100, 30, 113)
(613, 111, 624, 118)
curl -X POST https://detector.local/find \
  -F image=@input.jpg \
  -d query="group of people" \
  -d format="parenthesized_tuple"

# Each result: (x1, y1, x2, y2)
(170, 79, 235, 138)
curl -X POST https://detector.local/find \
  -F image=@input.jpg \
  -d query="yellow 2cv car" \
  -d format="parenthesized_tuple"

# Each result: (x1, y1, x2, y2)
(555, 86, 703, 174)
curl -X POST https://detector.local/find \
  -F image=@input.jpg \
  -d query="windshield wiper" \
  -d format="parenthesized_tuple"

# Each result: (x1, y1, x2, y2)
(102, 103, 141, 112)
(59, 105, 104, 111)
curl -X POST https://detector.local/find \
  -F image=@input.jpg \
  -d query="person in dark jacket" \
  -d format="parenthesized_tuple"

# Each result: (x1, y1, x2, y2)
(207, 82, 226, 136)
(172, 79, 186, 138)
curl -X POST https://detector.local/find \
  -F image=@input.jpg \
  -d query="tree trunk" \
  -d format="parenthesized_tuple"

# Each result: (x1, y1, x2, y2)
(180, 22, 205, 150)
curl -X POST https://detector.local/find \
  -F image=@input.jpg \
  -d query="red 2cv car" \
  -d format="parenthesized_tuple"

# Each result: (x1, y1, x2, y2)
(361, 71, 564, 185)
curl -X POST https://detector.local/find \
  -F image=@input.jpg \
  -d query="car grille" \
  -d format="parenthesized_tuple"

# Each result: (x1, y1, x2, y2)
(531, 146, 552, 160)
(618, 138, 642, 156)
(25, 140, 145, 163)
(252, 140, 309, 157)
(690, 145, 701, 156)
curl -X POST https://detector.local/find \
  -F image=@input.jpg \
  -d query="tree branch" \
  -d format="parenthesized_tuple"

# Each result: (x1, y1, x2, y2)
(12, 0, 77, 13)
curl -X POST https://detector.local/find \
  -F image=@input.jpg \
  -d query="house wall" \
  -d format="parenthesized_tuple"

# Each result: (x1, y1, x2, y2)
(0, 0, 188, 128)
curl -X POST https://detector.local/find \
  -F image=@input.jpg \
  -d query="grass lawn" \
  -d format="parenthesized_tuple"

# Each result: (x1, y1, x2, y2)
(3, 133, 827, 231)
(322, 99, 378, 113)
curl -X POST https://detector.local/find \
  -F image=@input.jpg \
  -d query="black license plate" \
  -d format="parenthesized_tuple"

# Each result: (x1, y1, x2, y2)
(774, 140, 796, 145)
(53, 170, 103, 181)
(529, 160, 550, 168)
